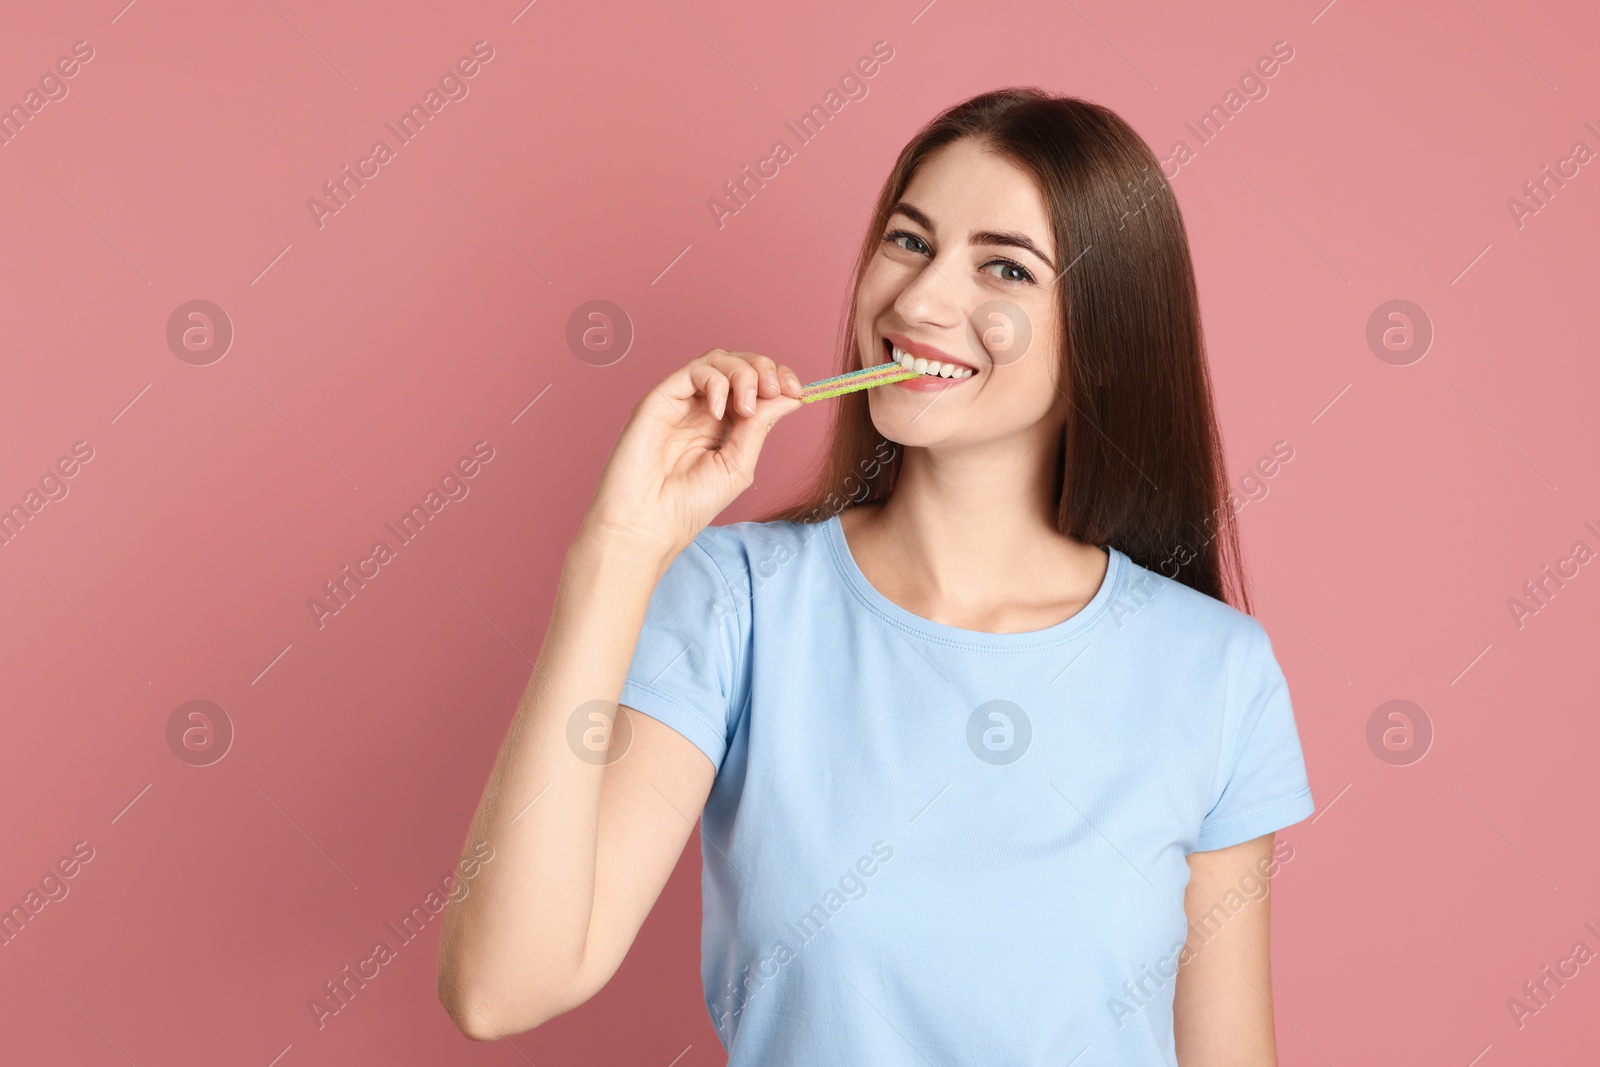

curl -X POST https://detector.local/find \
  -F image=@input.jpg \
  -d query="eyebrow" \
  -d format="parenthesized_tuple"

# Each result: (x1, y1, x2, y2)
(888, 201, 1058, 273)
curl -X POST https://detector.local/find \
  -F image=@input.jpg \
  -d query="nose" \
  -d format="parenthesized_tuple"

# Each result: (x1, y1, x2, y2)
(891, 252, 966, 333)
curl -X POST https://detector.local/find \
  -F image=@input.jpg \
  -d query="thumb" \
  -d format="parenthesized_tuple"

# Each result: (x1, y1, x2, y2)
(717, 393, 802, 484)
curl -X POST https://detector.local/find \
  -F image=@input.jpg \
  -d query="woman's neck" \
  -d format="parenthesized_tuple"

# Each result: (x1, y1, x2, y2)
(832, 441, 1107, 633)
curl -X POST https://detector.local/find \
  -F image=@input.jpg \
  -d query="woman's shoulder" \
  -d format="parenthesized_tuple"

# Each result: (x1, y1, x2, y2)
(696, 515, 834, 559)
(682, 516, 836, 591)
(1112, 552, 1269, 653)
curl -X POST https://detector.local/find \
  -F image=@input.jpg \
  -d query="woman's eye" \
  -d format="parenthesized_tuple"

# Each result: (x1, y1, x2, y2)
(885, 230, 930, 256)
(985, 260, 1036, 284)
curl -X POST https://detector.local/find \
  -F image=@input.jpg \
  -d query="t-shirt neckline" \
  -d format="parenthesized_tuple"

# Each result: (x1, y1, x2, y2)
(822, 511, 1126, 651)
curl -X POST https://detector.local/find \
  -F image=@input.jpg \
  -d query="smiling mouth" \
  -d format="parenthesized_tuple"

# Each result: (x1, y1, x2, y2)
(878, 337, 976, 379)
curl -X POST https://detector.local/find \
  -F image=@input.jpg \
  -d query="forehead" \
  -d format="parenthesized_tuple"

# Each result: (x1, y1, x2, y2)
(899, 139, 1053, 247)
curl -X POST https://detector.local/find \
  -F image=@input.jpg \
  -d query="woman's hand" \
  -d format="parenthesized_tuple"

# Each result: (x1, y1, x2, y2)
(582, 349, 805, 560)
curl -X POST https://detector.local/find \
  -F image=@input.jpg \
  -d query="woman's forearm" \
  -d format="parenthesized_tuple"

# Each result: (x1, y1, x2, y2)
(435, 520, 670, 1036)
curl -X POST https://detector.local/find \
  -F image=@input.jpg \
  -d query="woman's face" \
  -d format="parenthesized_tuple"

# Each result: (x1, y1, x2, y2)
(855, 137, 1066, 448)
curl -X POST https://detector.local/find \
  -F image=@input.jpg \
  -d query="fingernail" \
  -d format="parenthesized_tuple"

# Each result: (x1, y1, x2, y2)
(746, 387, 757, 413)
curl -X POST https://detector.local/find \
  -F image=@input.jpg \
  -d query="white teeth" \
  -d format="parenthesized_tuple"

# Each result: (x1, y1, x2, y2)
(887, 344, 974, 379)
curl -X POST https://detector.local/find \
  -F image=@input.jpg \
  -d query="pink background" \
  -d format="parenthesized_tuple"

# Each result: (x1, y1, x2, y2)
(2, 0, 1596, 1063)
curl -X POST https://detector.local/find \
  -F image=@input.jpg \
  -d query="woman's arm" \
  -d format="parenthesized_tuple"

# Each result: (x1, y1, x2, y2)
(435, 526, 715, 1039)
(434, 351, 804, 1040)
(1172, 832, 1280, 1065)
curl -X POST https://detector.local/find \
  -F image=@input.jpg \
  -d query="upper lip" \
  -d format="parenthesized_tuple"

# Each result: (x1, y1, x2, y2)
(882, 332, 979, 373)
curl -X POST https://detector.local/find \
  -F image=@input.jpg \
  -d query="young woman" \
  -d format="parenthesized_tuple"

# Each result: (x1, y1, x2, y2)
(438, 87, 1314, 1065)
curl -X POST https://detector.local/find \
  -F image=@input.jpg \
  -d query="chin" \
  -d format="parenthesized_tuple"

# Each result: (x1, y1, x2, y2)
(867, 395, 954, 447)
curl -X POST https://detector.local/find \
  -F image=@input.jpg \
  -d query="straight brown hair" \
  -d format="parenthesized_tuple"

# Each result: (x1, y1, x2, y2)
(756, 87, 1250, 612)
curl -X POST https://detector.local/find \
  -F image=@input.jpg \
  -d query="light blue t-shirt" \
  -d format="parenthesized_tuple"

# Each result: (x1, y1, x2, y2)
(618, 513, 1314, 1065)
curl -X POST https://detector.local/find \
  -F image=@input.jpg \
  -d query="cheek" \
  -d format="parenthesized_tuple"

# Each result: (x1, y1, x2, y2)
(857, 280, 897, 324)
(981, 342, 1064, 422)
(855, 326, 881, 368)
(1000, 327, 1060, 386)
(855, 275, 893, 355)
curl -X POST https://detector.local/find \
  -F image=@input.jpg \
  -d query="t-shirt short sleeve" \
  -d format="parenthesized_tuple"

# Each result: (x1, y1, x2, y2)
(1195, 620, 1315, 851)
(618, 527, 752, 773)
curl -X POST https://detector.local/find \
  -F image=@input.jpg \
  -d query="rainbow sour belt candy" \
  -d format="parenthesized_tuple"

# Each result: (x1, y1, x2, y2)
(799, 362, 920, 403)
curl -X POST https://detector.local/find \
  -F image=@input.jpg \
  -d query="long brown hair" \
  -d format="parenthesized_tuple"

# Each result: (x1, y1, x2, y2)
(756, 87, 1250, 612)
